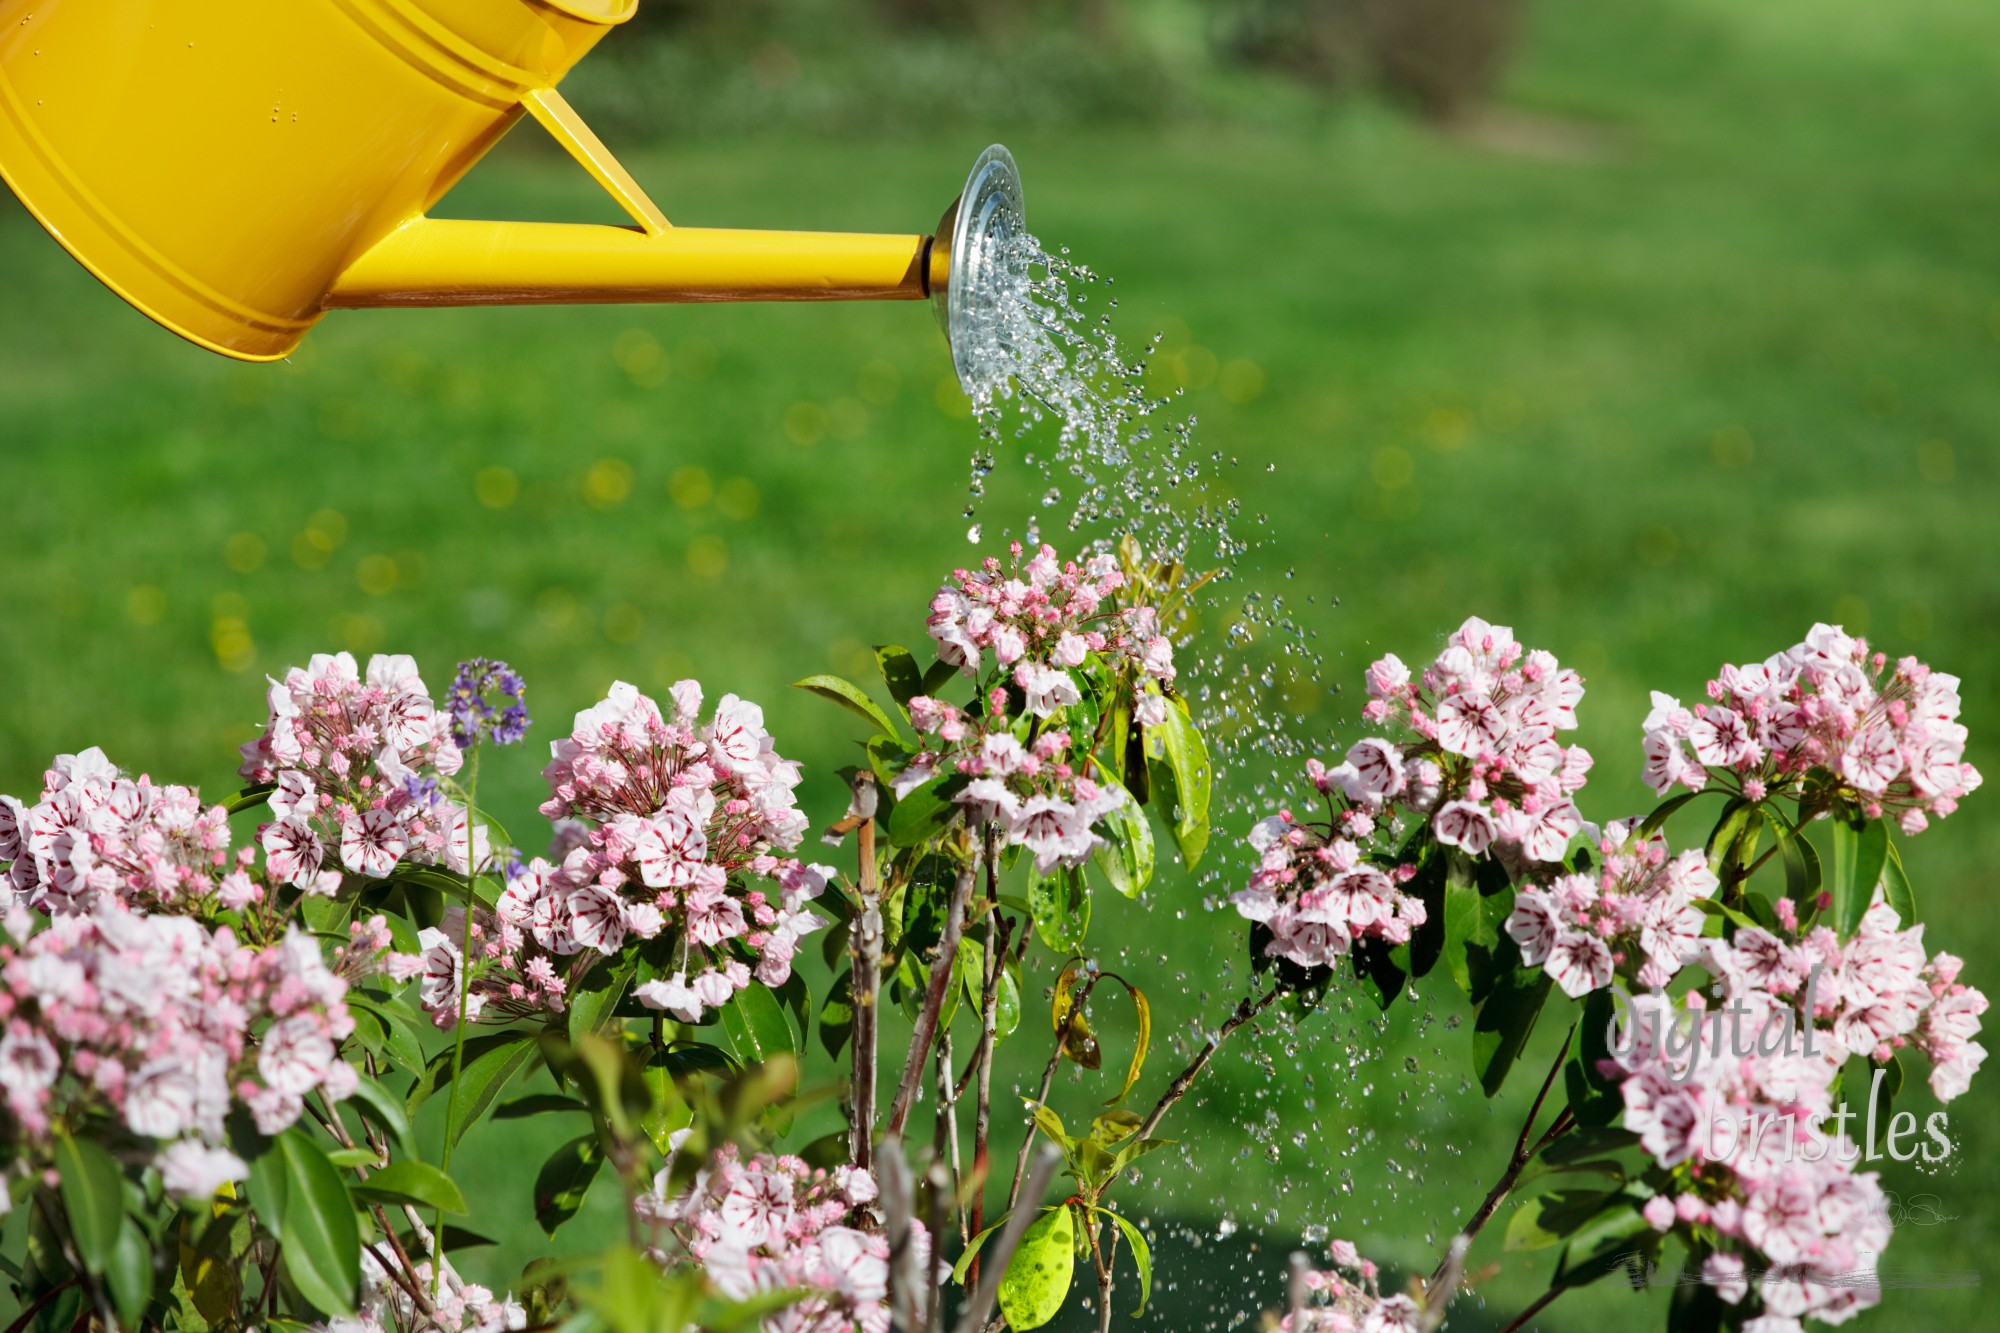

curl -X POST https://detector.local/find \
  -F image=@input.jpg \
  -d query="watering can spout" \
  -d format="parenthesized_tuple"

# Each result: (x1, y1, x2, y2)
(0, 0, 1023, 389)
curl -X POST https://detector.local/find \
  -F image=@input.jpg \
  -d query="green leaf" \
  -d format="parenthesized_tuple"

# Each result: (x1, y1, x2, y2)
(792, 674, 900, 739)
(1703, 796, 1753, 868)
(1551, 1198, 1655, 1289)
(1088, 765, 1154, 899)
(818, 969, 856, 1060)
(1830, 811, 1889, 939)
(344, 993, 427, 1076)
(55, 1134, 126, 1275)
(1441, 852, 1508, 997)
(1563, 989, 1624, 1127)
(1504, 1187, 1619, 1253)
(351, 1161, 466, 1214)
(274, 1130, 361, 1316)
(223, 782, 275, 815)
(1106, 1211, 1153, 1316)
(1637, 790, 1701, 838)
(952, 1217, 1008, 1286)
(494, 1094, 590, 1119)
(406, 1030, 541, 1150)
(1147, 694, 1211, 868)
(347, 1073, 414, 1150)
(718, 982, 802, 1065)
(885, 774, 967, 847)
(1027, 863, 1090, 955)
(874, 645, 925, 714)
(1103, 977, 1152, 1107)
(1473, 959, 1553, 1098)
(569, 960, 635, 1045)
(998, 1206, 1076, 1331)
(1883, 839, 1917, 924)
(104, 1214, 153, 1331)
(921, 656, 961, 696)
(533, 1135, 604, 1237)
(1777, 818, 1822, 908)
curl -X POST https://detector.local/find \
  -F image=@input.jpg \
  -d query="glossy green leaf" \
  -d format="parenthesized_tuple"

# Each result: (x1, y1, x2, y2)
(533, 1135, 604, 1237)
(1472, 959, 1553, 1098)
(1089, 766, 1154, 899)
(1107, 1211, 1152, 1316)
(819, 968, 856, 1060)
(998, 1206, 1076, 1331)
(1148, 694, 1211, 868)
(1504, 1188, 1619, 1253)
(351, 1160, 466, 1214)
(274, 1130, 360, 1316)
(569, 959, 634, 1045)
(1551, 1198, 1655, 1289)
(885, 773, 967, 847)
(493, 1093, 590, 1119)
(105, 1216, 152, 1331)
(406, 1030, 540, 1150)
(1563, 989, 1623, 1127)
(347, 1073, 413, 1150)
(55, 1134, 125, 1275)
(718, 982, 801, 1065)
(1636, 790, 1700, 838)
(1830, 812, 1889, 939)
(951, 1217, 1008, 1286)
(1777, 819, 1822, 909)
(344, 994, 426, 1076)
(874, 645, 925, 714)
(1027, 863, 1090, 954)
(223, 783, 275, 815)
(791, 674, 900, 739)
(1883, 840, 1917, 924)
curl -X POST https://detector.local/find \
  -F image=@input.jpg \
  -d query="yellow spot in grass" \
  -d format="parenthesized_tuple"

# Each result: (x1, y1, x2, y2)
(670, 466, 713, 510)
(224, 532, 267, 572)
(1219, 358, 1264, 405)
(475, 466, 519, 509)
(784, 402, 829, 444)
(356, 555, 399, 597)
(127, 585, 166, 625)
(717, 477, 760, 520)
(582, 458, 634, 510)
(686, 536, 728, 579)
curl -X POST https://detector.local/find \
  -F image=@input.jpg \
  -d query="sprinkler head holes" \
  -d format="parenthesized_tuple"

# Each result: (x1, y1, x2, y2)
(933, 144, 1027, 405)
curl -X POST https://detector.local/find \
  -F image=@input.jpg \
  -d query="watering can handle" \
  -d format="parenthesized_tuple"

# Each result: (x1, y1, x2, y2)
(520, 87, 671, 236)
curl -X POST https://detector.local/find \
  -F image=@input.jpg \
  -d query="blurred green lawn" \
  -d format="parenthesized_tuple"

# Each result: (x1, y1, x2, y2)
(4, 0, 1999, 1327)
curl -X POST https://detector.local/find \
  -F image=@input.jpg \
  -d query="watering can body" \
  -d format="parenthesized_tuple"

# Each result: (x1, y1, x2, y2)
(0, 0, 970, 361)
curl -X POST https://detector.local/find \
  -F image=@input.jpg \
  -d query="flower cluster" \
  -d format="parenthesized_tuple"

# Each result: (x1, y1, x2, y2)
(900, 705, 1130, 874)
(1227, 768, 1428, 970)
(524, 681, 824, 1023)
(1504, 820, 1718, 997)
(1275, 1239, 1420, 1333)
(1641, 624, 1981, 834)
(1361, 617, 1591, 867)
(1718, 900, 1988, 1102)
(926, 540, 1176, 712)
(640, 1142, 917, 1333)
(0, 897, 354, 1184)
(239, 652, 478, 893)
(2, 747, 241, 916)
(414, 902, 572, 1029)
(892, 541, 1183, 873)
(1608, 987, 1887, 1331)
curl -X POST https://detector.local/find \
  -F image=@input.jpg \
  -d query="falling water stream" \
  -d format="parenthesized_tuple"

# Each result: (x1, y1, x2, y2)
(950, 235, 1473, 1328)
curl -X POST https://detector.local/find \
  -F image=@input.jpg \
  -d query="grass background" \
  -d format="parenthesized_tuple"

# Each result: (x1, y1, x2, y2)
(3, 0, 1998, 1327)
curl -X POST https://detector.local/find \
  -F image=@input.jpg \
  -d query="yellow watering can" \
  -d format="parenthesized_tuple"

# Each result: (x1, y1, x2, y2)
(0, 0, 1026, 391)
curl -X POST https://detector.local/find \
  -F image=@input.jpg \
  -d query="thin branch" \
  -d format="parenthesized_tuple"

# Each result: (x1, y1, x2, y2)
(953, 1145, 1064, 1333)
(887, 858, 979, 1137)
(1497, 1284, 1565, 1333)
(1007, 1045, 1062, 1213)
(1136, 986, 1283, 1141)
(1430, 1030, 1578, 1291)
(1, 1278, 78, 1333)
(965, 844, 1005, 1286)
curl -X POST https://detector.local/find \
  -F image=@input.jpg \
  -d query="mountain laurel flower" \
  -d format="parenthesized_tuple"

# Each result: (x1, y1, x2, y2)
(639, 1143, 922, 1333)
(1641, 625, 1981, 825)
(1358, 617, 1591, 869)
(1274, 1239, 1419, 1333)
(237, 652, 475, 891)
(487, 680, 827, 1026)
(1228, 762, 1431, 971)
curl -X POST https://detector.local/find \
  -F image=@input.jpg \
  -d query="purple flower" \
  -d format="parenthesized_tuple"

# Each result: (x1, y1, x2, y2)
(449, 658, 530, 749)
